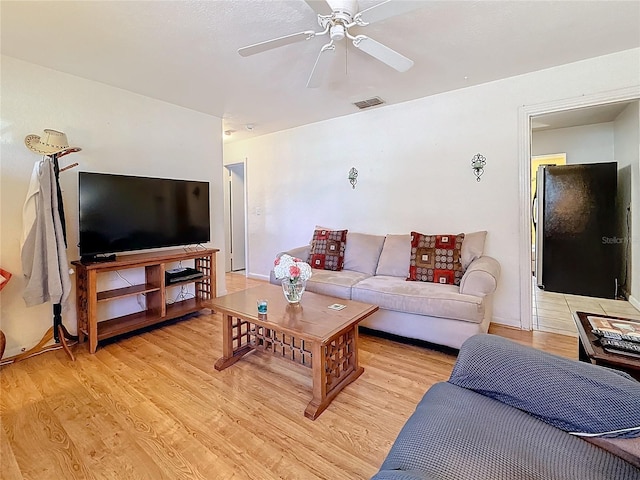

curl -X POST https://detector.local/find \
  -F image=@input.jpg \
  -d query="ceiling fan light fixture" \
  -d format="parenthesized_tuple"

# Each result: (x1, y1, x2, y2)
(330, 24, 346, 41)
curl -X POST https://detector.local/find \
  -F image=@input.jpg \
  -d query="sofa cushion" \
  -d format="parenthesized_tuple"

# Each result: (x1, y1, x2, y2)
(308, 228, 347, 271)
(449, 334, 640, 438)
(376, 234, 411, 277)
(376, 232, 488, 277)
(408, 232, 465, 285)
(461, 230, 487, 270)
(305, 269, 370, 300)
(351, 275, 484, 323)
(343, 232, 386, 276)
(371, 382, 639, 480)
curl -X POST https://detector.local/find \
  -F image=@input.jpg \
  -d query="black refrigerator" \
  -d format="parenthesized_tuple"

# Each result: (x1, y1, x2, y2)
(534, 162, 618, 299)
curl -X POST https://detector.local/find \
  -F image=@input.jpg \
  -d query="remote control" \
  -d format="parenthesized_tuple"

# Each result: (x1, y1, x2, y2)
(600, 338, 640, 358)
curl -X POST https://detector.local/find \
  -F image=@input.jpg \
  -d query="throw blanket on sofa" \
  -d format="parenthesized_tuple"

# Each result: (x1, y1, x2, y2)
(448, 334, 640, 439)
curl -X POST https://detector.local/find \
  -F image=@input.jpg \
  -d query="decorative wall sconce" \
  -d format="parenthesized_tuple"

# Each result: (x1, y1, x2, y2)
(348, 167, 358, 189)
(471, 154, 486, 182)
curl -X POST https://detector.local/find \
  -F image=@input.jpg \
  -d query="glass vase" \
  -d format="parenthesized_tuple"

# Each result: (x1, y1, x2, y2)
(281, 279, 306, 304)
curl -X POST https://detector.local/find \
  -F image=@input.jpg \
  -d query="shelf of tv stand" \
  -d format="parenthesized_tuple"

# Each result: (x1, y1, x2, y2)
(72, 248, 217, 353)
(166, 297, 203, 318)
(96, 298, 203, 341)
(166, 275, 211, 289)
(97, 283, 161, 302)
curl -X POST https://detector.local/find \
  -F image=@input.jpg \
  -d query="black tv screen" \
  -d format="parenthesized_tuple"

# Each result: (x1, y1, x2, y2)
(79, 172, 210, 258)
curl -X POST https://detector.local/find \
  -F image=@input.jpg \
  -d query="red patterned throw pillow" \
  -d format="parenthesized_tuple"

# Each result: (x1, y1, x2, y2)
(407, 232, 465, 285)
(308, 229, 348, 271)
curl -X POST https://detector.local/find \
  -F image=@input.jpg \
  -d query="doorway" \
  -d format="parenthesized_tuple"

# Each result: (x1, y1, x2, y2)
(224, 162, 247, 272)
(518, 87, 640, 333)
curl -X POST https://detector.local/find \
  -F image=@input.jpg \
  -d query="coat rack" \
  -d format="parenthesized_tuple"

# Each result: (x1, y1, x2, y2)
(50, 150, 79, 359)
(11, 134, 81, 364)
(13, 150, 79, 363)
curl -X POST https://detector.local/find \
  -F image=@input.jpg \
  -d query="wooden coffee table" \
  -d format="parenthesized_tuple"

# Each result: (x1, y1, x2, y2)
(572, 311, 640, 380)
(206, 284, 378, 420)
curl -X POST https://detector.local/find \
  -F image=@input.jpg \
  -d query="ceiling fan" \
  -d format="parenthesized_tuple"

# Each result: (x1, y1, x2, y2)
(238, 0, 423, 88)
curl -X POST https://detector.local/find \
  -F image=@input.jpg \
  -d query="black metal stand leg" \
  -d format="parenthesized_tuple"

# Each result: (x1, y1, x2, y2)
(52, 302, 77, 361)
(53, 303, 62, 343)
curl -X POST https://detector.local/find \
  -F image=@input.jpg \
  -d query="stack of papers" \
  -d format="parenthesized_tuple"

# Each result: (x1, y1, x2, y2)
(588, 315, 640, 343)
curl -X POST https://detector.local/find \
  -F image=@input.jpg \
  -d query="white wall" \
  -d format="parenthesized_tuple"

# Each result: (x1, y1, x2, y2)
(532, 123, 614, 164)
(224, 48, 640, 328)
(614, 102, 640, 307)
(0, 56, 226, 358)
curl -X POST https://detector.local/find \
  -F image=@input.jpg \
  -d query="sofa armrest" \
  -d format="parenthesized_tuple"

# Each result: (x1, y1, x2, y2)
(280, 245, 311, 261)
(269, 245, 311, 285)
(459, 255, 500, 296)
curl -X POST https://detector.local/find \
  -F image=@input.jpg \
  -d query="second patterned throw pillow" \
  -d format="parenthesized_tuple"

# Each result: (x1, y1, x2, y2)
(408, 232, 465, 285)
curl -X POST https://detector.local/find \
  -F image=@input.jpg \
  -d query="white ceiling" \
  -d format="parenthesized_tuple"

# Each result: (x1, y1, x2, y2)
(2, 1, 639, 142)
(531, 101, 637, 131)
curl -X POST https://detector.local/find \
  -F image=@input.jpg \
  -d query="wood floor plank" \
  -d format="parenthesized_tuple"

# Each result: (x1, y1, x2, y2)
(119, 339, 364, 478)
(489, 323, 578, 357)
(0, 273, 585, 479)
(61, 356, 167, 479)
(95, 339, 288, 480)
(76, 350, 218, 480)
(2, 399, 94, 479)
(0, 360, 45, 412)
(120, 321, 386, 476)
(0, 424, 23, 480)
(18, 354, 137, 479)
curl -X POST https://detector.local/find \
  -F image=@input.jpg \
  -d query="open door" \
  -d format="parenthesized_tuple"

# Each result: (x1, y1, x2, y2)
(224, 163, 246, 272)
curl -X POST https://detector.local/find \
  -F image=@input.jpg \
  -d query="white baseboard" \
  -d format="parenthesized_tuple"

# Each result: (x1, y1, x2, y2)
(247, 272, 269, 281)
(3, 345, 26, 360)
(490, 316, 521, 329)
(629, 295, 640, 312)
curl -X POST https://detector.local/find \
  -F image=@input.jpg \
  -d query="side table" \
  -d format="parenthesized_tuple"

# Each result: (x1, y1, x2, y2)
(572, 311, 640, 381)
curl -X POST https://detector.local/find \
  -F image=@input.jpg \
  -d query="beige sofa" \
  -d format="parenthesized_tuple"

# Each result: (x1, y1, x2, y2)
(270, 231, 501, 349)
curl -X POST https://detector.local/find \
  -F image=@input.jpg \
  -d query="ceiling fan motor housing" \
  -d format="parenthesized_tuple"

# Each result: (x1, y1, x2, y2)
(332, 0, 358, 18)
(318, 0, 357, 35)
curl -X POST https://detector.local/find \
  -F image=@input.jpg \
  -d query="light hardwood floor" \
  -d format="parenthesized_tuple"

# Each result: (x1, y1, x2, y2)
(1, 273, 578, 480)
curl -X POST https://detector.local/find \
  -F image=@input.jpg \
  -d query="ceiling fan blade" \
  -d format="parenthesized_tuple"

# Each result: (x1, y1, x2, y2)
(355, 0, 425, 26)
(238, 31, 316, 57)
(304, 0, 333, 16)
(352, 35, 414, 72)
(307, 43, 336, 88)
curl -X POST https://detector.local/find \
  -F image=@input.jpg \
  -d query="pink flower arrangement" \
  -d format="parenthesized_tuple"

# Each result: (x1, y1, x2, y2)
(274, 254, 312, 283)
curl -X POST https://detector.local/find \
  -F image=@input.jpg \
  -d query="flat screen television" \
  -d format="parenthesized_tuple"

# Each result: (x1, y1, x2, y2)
(79, 172, 210, 260)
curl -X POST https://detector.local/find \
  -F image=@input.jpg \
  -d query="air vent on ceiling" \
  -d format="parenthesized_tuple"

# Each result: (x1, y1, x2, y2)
(353, 97, 385, 110)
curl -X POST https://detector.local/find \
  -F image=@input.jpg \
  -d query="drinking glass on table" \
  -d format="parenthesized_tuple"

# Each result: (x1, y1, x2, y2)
(257, 299, 268, 314)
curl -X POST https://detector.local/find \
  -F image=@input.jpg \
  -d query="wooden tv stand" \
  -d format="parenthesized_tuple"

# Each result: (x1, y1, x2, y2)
(72, 248, 217, 353)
